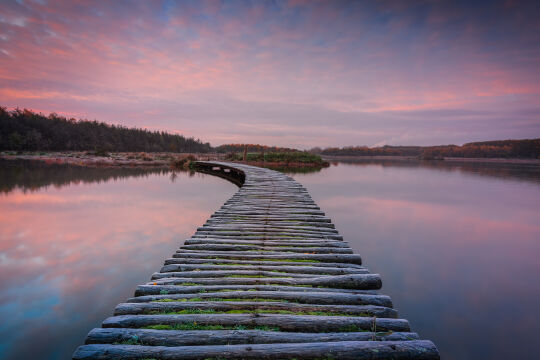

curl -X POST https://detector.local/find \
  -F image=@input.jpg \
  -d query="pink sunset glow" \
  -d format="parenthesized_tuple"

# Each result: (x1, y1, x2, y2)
(0, 0, 539, 147)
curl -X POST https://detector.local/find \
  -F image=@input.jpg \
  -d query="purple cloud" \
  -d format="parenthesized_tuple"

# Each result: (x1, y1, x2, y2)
(0, 0, 539, 147)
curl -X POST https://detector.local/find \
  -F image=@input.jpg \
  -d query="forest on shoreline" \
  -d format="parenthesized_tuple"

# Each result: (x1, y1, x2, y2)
(0, 107, 212, 153)
(1, 107, 538, 159)
(311, 140, 540, 159)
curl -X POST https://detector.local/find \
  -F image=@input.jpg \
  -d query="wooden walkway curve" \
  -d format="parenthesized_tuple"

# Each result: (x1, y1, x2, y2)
(73, 161, 440, 359)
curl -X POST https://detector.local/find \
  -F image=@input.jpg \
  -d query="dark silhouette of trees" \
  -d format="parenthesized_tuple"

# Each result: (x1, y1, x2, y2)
(313, 140, 540, 159)
(0, 107, 211, 153)
(2, 106, 538, 159)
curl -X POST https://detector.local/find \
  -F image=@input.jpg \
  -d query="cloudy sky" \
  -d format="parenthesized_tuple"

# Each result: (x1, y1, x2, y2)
(1, 0, 539, 148)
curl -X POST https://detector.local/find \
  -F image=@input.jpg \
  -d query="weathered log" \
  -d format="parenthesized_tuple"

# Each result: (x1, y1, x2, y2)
(114, 301, 398, 318)
(207, 217, 332, 224)
(184, 239, 349, 248)
(151, 270, 321, 279)
(85, 328, 419, 346)
(223, 198, 316, 202)
(228, 193, 309, 196)
(199, 225, 338, 234)
(193, 231, 342, 239)
(176, 249, 335, 256)
(159, 264, 368, 275)
(209, 216, 332, 221)
(127, 290, 392, 307)
(202, 222, 336, 231)
(196, 226, 339, 235)
(135, 284, 378, 296)
(226, 195, 314, 200)
(215, 204, 318, 208)
(179, 244, 353, 254)
(211, 210, 326, 216)
(195, 232, 340, 240)
(149, 274, 382, 291)
(222, 197, 317, 202)
(225, 198, 314, 201)
(227, 198, 314, 201)
(196, 226, 339, 233)
(191, 232, 343, 241)
(172, 252, 363, 264)
(73, 341, 439, 360)
(102, 313, 410, 332)
(192, 233, 344, 240)
(226, 199, 315, 203)
(163, 257, 366, 269)
(206, 220, 336, 229)
(207, 215, 332, 222)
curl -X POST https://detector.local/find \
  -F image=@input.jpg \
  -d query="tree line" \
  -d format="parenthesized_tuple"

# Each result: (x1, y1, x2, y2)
(0, 107, 212, 153)
(312, 140, 540, 159)
(2, 107, 538, 159)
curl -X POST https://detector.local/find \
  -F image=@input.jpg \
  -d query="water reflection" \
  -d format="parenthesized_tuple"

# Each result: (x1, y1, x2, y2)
(0, 161, 236, 359)
(0, 159, 180, 194)
(294, 161, 540, 360)
(326, 157, 540, 184)
(2, 158, 539, 360)
(262, 165, 325, 174)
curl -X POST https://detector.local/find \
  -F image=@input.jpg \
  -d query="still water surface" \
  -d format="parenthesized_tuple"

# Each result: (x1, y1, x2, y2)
(1, 159, 539, 359)
(0, 161, 237, 359)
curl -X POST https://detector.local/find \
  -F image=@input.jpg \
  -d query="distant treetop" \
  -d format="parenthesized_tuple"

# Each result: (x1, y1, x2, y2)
(2, 106, 538, 159)
(0, 107, 212, 153)
(311, 140, 540, 159)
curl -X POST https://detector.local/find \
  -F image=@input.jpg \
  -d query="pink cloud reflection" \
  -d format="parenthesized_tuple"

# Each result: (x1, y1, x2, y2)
(0, 170, 236, 358)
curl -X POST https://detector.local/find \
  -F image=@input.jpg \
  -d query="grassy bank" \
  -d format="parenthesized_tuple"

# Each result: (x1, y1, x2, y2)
(226, 151, 329, 169)
(0, 151, 224, 169)
(0, 151, 328, 174)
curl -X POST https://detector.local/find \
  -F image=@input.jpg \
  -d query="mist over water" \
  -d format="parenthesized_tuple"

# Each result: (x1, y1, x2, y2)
(1, 159, 539, 359)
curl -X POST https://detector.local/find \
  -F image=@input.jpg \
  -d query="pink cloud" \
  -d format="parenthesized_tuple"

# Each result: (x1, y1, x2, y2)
(0, 1, 538, 147)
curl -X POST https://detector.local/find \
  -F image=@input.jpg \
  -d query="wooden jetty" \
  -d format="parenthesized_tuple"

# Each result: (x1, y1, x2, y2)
(73, 161, 439, 359)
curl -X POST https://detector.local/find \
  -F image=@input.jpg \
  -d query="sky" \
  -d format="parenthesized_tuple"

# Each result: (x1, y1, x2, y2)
(0, 0, 539, 148)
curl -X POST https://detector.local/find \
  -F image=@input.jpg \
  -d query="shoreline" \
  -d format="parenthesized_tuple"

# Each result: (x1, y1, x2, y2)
(3, 151, 539, 169)
(321, 155, 540, 166)
(0, 152, 327, 170)
(0, 151, 223, 168)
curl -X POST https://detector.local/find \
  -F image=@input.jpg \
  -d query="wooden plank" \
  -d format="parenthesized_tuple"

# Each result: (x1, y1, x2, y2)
(159, 264, 367, 275)
(85, 328, 420, 346)
(102, 313, 411, 332)
(135, 284, 378, 296)
(127, 290, 393, 307)
(114, 301, 398, 318)
(172, 252, 363, 264)
(147, 273, 383, 290)
(163, 258, 366, 269)
(73, 340, 440, 360)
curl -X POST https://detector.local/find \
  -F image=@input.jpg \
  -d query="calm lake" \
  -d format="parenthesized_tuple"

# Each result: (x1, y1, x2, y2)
(1, 159, 539, 359)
